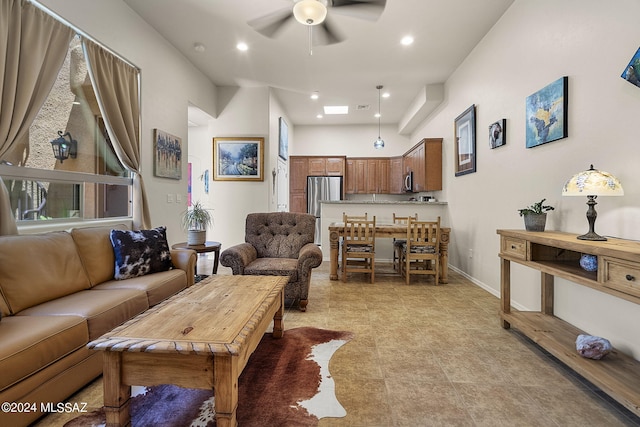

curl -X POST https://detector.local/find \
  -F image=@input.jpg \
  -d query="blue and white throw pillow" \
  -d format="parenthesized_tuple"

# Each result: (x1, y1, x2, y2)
(110, 226, 172, 280)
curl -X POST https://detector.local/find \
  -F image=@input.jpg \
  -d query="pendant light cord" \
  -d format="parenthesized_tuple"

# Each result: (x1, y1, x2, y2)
(378, 86, 381, 137)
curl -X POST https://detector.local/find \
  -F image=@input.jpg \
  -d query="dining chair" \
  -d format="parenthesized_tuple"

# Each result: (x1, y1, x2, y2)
(400, 216, 440, 284)
(341, 215, 376, 283)
(392, 213, 418, 271)
(343, 212, 368, 222)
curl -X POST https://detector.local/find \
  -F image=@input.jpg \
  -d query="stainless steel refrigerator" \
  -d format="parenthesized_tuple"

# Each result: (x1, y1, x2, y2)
(307, 176, 343, 245)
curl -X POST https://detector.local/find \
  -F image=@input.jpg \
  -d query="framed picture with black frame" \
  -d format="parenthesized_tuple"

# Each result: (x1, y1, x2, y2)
(489, 119, 506, 149)
(454, 105, 476, 176)
(278, 117, 288, 161)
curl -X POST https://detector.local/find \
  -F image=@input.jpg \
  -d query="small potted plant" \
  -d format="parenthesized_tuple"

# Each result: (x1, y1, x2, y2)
(518, 199, 554, 232)
(181, 201, 213, 245)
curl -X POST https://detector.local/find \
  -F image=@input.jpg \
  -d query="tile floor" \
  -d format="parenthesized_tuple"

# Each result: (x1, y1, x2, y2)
(36, 259, 640, 427)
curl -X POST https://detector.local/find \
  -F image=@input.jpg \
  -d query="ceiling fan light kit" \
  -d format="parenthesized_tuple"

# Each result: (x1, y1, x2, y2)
(248, 0, 386, 50)
(293, 0, 328, 26)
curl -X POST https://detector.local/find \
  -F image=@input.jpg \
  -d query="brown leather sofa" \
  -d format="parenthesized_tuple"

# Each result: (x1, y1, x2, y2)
(0, 225, 196, 427)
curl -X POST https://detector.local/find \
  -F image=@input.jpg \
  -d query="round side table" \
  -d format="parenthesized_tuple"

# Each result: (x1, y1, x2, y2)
(171, 241, 221, 279)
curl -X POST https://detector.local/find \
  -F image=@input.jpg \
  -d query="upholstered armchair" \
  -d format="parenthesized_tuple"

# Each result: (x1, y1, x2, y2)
(220, 212, 322, 311)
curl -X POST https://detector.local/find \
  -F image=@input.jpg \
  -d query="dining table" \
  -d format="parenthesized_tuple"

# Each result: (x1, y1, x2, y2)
(328, 222, 451, 282)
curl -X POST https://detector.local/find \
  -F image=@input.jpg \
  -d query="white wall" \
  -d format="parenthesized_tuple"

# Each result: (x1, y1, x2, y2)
(187, 89, 294, 251)
(409, 0, 640, 358)
(40, 0, 217, 246)
(294, 124, 411, 157)
(187, 87, 273, 248)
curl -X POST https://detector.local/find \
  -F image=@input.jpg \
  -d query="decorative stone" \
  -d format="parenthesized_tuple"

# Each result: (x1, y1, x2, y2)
(579, 254, 598, 272)
(576, 334, 612, 360)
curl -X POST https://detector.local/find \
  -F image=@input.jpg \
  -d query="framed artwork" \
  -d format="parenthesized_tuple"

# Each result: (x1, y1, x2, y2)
(454, 105, 476, 176)
(526, 76, 568, 148)
(621, 47, 640, 89)
(489, 119, 506, 149)
(213, 137, 264, 181)
(153, 129, 182, 179)
(278, 117, 288, 160)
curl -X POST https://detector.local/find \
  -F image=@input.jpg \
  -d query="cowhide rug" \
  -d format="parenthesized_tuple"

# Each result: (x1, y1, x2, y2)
(65, 327, 354, 427)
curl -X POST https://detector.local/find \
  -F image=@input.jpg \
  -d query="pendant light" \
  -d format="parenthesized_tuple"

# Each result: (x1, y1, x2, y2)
(373, 85, 385, 149)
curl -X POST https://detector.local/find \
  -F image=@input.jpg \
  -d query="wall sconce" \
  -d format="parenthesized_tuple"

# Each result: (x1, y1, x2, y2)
(50, 131, 78, 163)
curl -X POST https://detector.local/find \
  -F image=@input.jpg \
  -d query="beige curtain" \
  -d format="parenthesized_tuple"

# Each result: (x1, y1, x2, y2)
(82, 39, 150, 229)
(0, 0, 75, 235)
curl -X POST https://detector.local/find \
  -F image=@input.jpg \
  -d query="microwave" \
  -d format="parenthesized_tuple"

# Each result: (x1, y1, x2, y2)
(404, 171, 413, 192)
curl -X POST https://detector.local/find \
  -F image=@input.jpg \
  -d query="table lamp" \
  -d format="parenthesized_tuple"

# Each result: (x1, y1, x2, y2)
(562, 164, 624, 241)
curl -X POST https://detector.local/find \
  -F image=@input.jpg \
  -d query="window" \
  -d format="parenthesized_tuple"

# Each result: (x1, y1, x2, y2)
(1, 35, 133, 225)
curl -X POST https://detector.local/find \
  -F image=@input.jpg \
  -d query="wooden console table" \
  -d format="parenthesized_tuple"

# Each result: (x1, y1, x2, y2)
(497, 229, 640, 417)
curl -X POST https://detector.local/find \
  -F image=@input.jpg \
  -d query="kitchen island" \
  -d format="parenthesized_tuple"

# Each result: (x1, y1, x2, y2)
(319, 200, 449, 263)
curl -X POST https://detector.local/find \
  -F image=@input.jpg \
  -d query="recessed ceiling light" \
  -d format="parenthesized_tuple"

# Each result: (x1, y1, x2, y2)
(310, 92, 319, 100)
(401, 35, 414, 46)
(374, 113, 381, 118)
(324, 105, 349, 115)
(193, 42, 206, 53)
(382, 92, 390, 98)
(316, 114, 323, 119)
(236, 42, 249, 51)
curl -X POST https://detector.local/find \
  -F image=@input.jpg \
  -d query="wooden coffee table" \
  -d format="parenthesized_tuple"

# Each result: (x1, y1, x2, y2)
(88, 275, 288, 427)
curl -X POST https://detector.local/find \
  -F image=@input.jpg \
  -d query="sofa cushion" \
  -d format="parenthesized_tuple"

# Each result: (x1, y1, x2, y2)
(110, 227, 172, 280)
(71, 224, 129, 286)
(0, 232, 91, 314)
(0, 315, 88, 392)
(244, 257, 298, 281)
(245, 212, 315, 259)
(17, 289, 148, 340)
(93, 269, 187, 307)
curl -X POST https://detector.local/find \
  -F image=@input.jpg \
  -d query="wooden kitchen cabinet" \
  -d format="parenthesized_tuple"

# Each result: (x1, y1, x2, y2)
(366, 158, 390, 193)
(307, 156, 345, 176)
(289, 156, 346, 212)
(348, 158, 368, 194)
(289, 157, 309, 213)
(307, 157, 326, 175)
(326, 157, 345, 176)
(403, 138, 442, 192)
(389, 156, 404, 194)
(346, 158, 390, 194)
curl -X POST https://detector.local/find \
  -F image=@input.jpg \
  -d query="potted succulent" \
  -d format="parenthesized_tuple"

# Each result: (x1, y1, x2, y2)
(518, 199, 554, 232)
(181, 201, 213, 245)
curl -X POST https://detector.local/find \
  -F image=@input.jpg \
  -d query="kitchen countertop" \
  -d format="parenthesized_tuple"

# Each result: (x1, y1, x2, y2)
(321, 200, 447, 205)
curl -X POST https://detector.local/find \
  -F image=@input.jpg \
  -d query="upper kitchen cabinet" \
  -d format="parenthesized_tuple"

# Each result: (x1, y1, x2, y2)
(345, 158, 367, 194)
(404, 138, 442, 192)
(307, 156, 346, 176)
(389, 156, 404, 194)
(367, 158, 390, 194)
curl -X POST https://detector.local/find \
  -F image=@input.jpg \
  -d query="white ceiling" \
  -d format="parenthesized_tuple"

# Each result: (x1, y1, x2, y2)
(123, 0, 514, 130)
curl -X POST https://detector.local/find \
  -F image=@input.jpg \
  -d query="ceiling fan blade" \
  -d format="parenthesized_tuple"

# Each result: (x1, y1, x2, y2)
(247, 8, 295, 38)
(329, 0, 386, 21)
(314, 18, 345, 46)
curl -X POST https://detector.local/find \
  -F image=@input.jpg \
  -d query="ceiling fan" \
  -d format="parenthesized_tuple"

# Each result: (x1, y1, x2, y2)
(248, 0, 387, 48)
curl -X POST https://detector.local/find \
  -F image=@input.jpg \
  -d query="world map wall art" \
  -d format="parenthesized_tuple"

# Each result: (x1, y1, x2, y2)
(525, 76, 568, 148)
